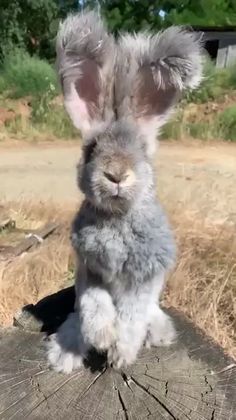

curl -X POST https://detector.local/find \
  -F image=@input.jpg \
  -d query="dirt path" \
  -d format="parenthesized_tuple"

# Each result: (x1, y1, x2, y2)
(0, 143, 82, 203)
(0, 141, 236, 224)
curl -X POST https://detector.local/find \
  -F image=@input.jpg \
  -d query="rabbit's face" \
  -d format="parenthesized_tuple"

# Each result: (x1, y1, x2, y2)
(78, 124, 153, 214)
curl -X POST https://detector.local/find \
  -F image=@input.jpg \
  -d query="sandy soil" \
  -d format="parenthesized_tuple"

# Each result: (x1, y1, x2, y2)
(0, 141, 236, 225)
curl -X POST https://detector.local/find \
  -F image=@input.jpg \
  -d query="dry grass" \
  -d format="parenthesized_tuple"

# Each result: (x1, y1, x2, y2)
(0, 198, 235, 359)
(0, 200, 77, 326)
(165, 215, 236, 359)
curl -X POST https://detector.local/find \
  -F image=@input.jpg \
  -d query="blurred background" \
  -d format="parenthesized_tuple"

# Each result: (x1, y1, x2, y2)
(1, 0, 236, 141)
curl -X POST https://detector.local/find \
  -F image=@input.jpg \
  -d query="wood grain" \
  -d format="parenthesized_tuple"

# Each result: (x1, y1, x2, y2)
(0, 303, 235, 419)
(0, 222, 59, 261)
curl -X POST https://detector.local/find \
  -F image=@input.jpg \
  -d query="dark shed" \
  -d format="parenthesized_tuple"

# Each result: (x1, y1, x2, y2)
(193, 26, 236, 67)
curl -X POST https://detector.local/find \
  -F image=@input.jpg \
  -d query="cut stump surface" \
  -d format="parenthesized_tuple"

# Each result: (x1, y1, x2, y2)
(0, 289, 235, 420)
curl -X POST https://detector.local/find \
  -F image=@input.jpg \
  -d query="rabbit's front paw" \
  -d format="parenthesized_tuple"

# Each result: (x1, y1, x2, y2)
(93, 323, 117, 351)
(145, 307, 177, 348)
(80, 287, 117, 351)
(46, 312, 88, 374)
(46, 333, 83, 374)
(107, 341, 137, 369)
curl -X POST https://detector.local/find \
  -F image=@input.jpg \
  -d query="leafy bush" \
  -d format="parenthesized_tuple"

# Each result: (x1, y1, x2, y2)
(221, 64, 236, 89)
(1, 48, 58, 98)
(184, 58, 236, 104)
(184, 57, 224, 104)
(217, 106, 236, 141)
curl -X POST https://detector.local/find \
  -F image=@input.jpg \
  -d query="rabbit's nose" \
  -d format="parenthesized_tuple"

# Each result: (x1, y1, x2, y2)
(104, 171, 121, 184)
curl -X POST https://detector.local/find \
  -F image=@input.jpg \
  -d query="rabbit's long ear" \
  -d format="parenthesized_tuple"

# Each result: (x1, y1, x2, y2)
(56, 11, 115, 136)
(115, 27, 203, 155)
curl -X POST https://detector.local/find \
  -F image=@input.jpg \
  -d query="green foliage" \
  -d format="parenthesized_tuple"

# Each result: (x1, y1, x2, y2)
(163, 0, 236, 26)
(161, 115, 215, 141)
(184, 58, 236, 104)
(95, 0, 163, 33)
(161, 118, 217, 141)
(218, 65, 236, 90)
(185, 122, 213, 140)
(89, 0, 236, 31)
(184, 58, 223, 104)
(0, 0, 59, 60)
(1, 0, 236, 61)
(31, 95, 78, 138)
(0, 0, 236, 143)
(217, 106, 236, 141)
(3, 92, 79, 140)
(58, 0, 80, 18)
(161, 105, 236, 142)
(0, 75, 7, 94)
(1, 49, 58, 98)
(160, 111, 184, 140)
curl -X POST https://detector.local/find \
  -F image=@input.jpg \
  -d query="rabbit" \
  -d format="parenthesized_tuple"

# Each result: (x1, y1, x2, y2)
(47, 10, 203, 373)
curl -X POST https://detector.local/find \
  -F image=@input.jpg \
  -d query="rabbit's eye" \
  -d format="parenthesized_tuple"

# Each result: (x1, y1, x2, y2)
(84, 139, 97, 164)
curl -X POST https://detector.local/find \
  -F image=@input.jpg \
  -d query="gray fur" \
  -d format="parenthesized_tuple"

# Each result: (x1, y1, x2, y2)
(115, 27, 203, 121)
(56, 10, 116, 130)
(72, 121, 176, 285)
(47, 120, 176, 371)
(56, 11, 203, 152)
(47, 11, 203, 372)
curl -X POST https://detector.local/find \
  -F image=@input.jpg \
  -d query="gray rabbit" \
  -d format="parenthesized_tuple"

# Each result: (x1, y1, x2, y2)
(47, 10, 203, 372)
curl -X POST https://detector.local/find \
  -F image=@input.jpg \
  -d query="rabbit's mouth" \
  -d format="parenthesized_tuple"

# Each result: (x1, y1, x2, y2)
(111, 194, 127, 205)
(94, 190, 132, 214)
(111, 185, 122, 199)
(110, 185, 132, 201)
(108, 197, 131, 214)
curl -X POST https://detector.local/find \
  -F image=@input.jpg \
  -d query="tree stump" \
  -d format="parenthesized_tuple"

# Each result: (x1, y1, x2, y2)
(0, 288, 235, 419)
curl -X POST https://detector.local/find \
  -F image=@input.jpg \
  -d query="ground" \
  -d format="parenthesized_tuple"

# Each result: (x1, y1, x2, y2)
(0, 140, 235, 358)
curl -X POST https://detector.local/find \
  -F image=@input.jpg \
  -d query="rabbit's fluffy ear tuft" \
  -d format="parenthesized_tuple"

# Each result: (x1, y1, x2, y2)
(115, 27, 203, 155)
(56, 11, 115, 135)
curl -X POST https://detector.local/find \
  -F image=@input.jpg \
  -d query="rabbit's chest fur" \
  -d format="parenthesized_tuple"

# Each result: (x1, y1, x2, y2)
(72, 200, 175, 285)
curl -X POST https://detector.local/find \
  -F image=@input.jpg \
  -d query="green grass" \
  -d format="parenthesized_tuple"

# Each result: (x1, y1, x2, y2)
(0, 75, 7, 94)
(0, 48, 58, 98)
(217, 65, 236, 90)
(217, 106, 236, 141)
(184, 58, 236, 104)
(31, 97, 79, 139)
(160, 111, 184, 140)
(4, 97, 79, 140)
(0, 48, 79, 140)
(185, 122, 214, 140)
(161, 107, 236, 142)
(161, 119, 216, 141)
(0, 48, 236, 143)
(161, 58, 236, 141)
(184, 58, 223, 104)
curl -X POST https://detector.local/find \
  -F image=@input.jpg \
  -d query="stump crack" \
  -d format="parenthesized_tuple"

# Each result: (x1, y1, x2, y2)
(31, 377, 50, 411)
(131, 376, 177, 420)
(117, 389, 130, 420)
(204, 375, 213, 393)
(79, 367, 107, 400)
(121, 372, 133, 390)
(211, 409, 215, 420)
(201, 375, 214, 405)
(26, 370, 82, 417)
(165, 381, 169, 397)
